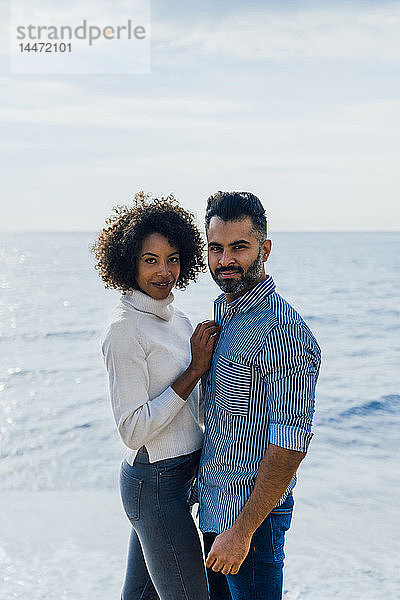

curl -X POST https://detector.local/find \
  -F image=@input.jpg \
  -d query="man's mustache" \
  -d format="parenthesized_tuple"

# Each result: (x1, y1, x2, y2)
(214, 266, 244, 276)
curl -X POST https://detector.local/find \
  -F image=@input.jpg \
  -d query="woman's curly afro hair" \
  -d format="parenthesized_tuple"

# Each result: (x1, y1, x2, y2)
(91, 192, 206, 292)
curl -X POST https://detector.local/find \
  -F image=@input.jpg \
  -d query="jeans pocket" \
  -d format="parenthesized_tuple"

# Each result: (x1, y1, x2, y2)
(120, 464, 143, 521)
(269, 504, 293, 562)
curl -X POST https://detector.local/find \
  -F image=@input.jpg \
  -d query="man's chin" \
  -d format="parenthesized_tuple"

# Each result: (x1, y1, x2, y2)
(215, 277, 244, 293)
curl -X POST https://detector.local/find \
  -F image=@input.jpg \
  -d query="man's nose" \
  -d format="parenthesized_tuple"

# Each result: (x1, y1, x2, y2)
(218, 251, 235, 266)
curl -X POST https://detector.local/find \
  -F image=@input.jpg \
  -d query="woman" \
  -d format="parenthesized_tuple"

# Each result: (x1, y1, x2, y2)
(92, 192, 217, 600)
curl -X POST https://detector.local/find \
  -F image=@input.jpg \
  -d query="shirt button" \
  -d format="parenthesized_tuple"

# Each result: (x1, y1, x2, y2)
(229, 362, 233, 367)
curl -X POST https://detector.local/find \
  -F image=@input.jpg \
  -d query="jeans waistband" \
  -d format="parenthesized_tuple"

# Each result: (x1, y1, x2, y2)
(134, 446, 150, 463)
(132, 446, 202, 465)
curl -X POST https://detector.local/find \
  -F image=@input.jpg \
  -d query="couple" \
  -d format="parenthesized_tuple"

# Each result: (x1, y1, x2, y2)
(93, 190, 321, 600)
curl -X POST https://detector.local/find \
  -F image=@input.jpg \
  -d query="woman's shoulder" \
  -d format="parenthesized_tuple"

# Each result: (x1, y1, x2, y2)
(102, 298, 144, 344)
(108, 297, 142, 323)
(173, 306, 194, 330)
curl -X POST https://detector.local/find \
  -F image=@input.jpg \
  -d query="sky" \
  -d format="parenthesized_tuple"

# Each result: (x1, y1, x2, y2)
(1, 0, 400, 231)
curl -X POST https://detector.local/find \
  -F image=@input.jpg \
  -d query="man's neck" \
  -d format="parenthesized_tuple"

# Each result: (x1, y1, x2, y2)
(225, 274, 267, 304)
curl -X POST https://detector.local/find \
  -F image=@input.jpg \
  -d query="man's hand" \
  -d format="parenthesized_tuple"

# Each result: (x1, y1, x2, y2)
(205, 445, 306, 577)
(205, 526, 252, 575)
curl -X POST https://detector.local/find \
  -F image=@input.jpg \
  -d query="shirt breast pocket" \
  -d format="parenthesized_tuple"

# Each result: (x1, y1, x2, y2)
(215, 355, 251, 417)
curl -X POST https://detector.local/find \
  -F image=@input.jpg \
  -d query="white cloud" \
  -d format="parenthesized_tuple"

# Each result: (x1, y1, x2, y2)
(0, 95, 254, 131)
(2, 76, 399, 148)
(154, 3, 400, 62)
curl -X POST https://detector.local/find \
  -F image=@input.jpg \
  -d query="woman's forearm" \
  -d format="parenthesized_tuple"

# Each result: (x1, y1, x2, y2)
(171, 364, 203, 400)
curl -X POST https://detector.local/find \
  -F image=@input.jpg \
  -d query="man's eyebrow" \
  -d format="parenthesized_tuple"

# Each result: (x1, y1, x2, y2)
(208, 239, 251, 247)
(229, 239, 250, 246)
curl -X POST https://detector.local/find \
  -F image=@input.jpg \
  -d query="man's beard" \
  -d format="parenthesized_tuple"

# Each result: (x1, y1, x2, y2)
(211, 248, 264, 294)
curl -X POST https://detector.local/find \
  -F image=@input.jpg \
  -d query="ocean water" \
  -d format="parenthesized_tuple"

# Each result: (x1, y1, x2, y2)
(0, 231, 399, 599)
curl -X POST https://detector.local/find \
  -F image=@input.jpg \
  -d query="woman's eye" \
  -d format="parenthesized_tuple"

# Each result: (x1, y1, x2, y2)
(145, 258, 157, 264)
(169, 257, 180, 263)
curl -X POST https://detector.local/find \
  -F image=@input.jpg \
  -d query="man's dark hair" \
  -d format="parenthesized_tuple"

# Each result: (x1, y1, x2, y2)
(205, 191, 267, 240)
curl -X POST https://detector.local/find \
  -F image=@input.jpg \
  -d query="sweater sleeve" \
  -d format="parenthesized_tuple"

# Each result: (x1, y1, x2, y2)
(102, 322, 187, 450)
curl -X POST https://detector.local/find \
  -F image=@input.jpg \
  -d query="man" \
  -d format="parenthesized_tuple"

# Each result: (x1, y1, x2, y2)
(197, 191, 321, 600)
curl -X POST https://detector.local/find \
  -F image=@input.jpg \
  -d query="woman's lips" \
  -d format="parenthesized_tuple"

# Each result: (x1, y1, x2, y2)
(152, 280, 174, 288)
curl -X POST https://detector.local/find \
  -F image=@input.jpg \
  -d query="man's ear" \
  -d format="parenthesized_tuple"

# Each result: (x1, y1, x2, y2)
(261, 239, 272, 262)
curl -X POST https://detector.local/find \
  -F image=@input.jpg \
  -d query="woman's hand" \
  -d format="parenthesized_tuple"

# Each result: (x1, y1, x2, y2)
(189, 321, 219, 376)
(171, 321, 219, 401)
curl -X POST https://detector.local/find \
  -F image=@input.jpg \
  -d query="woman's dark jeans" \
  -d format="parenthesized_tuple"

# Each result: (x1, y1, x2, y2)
(119, 447, 209, 600)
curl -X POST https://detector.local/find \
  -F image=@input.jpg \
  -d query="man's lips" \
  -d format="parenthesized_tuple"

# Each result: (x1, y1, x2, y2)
(216, 269, 242, 278)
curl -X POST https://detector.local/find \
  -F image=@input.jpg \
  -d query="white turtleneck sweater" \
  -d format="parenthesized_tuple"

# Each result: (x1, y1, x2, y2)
(102, 289, 204, 465)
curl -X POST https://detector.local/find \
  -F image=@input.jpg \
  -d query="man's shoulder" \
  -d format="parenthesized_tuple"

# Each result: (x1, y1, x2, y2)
(268, 291, 305, 327)
(268, 292, 319, 340)
(244, 291, 319, 358)
(261, 293, 321, 365)
(239, 290, 303, 332)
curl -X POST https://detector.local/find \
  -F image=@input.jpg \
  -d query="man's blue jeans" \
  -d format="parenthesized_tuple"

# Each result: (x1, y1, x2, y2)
(203, 493, 294, 600)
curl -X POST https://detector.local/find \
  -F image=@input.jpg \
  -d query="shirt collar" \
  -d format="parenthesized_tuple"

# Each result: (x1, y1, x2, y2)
(214, 275, 276, 317)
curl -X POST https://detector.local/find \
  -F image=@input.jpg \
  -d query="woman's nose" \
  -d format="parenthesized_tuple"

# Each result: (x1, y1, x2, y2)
(157, 261, 171, 275)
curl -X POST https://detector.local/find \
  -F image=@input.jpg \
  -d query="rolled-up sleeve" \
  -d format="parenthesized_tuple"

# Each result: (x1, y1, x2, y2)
(102, 322, 186, 450)
(258, 323, 321, 453)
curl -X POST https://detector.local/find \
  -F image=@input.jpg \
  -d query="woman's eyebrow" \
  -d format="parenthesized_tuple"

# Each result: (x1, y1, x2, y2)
(141, 251, 180, 258)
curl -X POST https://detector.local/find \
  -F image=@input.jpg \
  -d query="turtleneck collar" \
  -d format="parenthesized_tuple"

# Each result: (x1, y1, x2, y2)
(122, 288, 175, 321)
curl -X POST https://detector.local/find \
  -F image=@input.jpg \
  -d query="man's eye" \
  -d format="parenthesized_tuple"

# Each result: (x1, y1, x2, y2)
(210, 246, 222, 252)
(233, 245, 245, 250)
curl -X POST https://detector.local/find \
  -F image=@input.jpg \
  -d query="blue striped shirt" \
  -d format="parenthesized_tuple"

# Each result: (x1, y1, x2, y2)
(198, 276, 321, 534)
